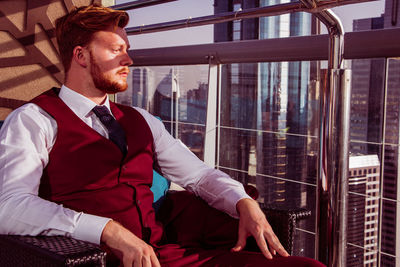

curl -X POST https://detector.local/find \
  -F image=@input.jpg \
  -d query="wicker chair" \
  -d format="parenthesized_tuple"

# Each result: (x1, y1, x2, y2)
(0, 204, 310, 267)
(0, 121, 311, 266)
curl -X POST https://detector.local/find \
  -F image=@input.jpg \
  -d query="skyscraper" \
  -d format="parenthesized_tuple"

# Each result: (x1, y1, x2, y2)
(347, 155, 380, 267)
(214, 0, 317, 258)
(351, 1, 400, 265)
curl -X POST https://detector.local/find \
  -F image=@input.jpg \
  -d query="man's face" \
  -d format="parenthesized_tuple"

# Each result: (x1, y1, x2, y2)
(88, 27, 132, 94)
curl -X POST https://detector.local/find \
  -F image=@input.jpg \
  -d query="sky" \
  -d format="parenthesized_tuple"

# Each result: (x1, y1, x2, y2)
(115, 0, 386, 49)
(331, 0, 385, 32)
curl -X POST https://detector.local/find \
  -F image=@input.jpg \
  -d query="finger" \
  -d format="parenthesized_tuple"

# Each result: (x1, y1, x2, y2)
(273, 243, 289, 257)
(272, 243, 289, 257)
(132, 257, 141, 267)
(150, 252, 161, 267)
(264, 231, 289, 257)
(142, 255, 151, 267)
(231, 228, 247, 252)
(271, 248, 276, 256)
(254, 231, 273, 260)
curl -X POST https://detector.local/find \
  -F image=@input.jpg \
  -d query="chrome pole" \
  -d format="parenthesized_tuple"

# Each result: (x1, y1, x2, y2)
(121, 0, 369, 265)
(299, 1, 348, 266)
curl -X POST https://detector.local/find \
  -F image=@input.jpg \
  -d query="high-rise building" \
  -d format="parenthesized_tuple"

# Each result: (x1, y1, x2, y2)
(116, 67, 156, 112)
(348, 155, 380, 267)
(214, 0, 317, 258)
(214, 0, 315, 198)
(351, 2, 400, 265)
(131, 68, 155, 113)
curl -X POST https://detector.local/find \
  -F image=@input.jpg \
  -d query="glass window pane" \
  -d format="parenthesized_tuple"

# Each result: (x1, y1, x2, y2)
(219, 111, 318, 184)
(293, 230, 315, 259)
(120, 0, 215, 49)
(176, 65, 209, 124)
(116, 65, 208, 155)
(220, 61, 320, 136)
(346, 244, 378, 267)
(383, 144, 398, 200)
(385, 58, 400, 145)
(381, 199, 397, 256)
(177, 123, 205, 161)
(347, 57, 400, 265)
(350, 58, 385, 145)
(380, 58, 400, 265)
(218, 167, 316, 257)
(347, 244, 364, 266)
(381, 253, 396, 267)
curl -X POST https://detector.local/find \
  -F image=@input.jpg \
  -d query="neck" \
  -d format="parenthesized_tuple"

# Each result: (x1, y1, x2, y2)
(65, 72, 107, 105)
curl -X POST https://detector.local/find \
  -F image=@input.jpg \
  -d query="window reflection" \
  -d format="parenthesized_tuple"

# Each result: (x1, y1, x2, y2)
(117, 65, 209, 160)
(218, 60, 320, 259)
(119, 57, 400, 264)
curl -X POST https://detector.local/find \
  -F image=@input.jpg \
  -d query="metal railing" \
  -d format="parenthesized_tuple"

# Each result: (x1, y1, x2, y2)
(114, 0, 399, 266)
(123, 0, 375, 35)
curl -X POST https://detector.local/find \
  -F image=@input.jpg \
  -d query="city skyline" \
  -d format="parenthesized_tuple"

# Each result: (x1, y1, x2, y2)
(116, 0, 385, 49)
(115, 0, 399, 265)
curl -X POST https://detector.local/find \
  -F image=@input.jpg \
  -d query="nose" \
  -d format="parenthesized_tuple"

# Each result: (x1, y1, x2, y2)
(122, 50, 133, 66)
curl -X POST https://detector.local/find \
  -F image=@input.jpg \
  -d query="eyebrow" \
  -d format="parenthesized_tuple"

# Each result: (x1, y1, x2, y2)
(110, 43, 129, 49)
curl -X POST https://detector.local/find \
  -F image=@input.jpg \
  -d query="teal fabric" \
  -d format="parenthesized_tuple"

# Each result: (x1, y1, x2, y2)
(150, 116, 171, 211)
(151, 170, 170, 211)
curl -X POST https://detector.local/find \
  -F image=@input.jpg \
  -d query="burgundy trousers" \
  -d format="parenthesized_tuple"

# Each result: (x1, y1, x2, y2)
(154, 191, 326, 267)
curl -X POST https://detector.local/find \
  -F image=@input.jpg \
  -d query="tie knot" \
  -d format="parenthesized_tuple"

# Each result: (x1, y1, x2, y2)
(92, 106, 113, 123)
(92, 105, 127, 155)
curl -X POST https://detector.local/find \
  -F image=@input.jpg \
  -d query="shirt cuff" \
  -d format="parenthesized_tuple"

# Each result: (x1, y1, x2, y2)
(71, 213, 111, 245)
(227, 191, 253, 219)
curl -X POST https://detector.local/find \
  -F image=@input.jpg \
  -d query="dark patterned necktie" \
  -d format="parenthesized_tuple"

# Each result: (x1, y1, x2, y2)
(92, 105, 127, 156)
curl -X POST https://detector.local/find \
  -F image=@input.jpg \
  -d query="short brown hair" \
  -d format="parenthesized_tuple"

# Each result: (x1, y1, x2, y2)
(55, 4, 129, 73)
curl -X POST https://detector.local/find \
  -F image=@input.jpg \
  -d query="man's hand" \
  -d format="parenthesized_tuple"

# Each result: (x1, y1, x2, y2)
(101, 220, 161, 267)
(232, 198, 290, 259)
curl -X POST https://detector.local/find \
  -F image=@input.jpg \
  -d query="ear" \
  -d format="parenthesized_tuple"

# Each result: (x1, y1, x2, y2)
(72, 46, 88, 68)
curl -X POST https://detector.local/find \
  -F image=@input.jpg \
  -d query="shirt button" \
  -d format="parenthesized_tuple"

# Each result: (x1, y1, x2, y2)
(137, 200, 141, 205)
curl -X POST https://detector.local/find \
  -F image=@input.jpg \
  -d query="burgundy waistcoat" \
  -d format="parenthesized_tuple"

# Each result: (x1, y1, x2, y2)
(32, 88, 163, 244)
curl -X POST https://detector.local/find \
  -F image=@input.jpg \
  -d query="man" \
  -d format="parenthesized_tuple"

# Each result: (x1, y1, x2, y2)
(0, 4, 324, 267)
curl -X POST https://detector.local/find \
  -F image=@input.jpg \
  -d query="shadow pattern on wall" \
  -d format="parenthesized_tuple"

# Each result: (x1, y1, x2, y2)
(0, 0, 96, 119)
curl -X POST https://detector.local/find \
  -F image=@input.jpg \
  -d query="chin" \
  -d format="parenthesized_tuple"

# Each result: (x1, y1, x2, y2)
(105, 82, 128, 94)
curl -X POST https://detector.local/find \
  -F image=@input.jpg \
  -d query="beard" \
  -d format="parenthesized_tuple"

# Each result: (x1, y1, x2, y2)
(89, 52, 129, 94)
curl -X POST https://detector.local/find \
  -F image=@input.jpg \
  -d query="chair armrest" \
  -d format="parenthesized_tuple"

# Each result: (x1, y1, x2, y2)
(0, 206, 311, 265)
(243, 185, 311, 255)
(0, 235, 106, 267)
(261, 205, 311, 255)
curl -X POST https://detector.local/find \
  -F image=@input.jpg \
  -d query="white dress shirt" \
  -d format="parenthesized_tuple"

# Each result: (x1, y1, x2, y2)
(0, 85, 250, 245)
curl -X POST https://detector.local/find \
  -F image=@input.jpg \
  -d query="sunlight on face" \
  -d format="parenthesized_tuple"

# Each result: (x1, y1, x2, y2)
(88, 27, 132, 94)
(89, 50, 129, 94)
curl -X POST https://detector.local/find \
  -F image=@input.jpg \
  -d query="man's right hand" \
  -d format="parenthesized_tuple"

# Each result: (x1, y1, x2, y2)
(101, 220, 161, 267)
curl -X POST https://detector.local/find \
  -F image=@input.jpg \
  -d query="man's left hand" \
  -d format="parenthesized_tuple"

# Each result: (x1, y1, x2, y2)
(232, 198, 290, 259)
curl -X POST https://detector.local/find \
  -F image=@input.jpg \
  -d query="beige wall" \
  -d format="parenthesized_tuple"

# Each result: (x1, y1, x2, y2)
(0, 0, 114, 120)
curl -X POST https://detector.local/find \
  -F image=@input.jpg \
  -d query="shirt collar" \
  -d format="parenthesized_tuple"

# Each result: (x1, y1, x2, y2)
(59, 85, 111, 119)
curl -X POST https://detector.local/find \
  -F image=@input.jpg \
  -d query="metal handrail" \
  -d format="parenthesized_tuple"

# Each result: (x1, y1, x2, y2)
(123, 0, 377, 36)
(298, 1, 347, 266)
(113, 0, 177, 10)
(128, 28, 400, 66)
(118, 1, 382, 266)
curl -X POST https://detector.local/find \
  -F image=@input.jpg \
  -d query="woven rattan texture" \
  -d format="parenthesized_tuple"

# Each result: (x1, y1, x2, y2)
(261, 206, 312, 255)
(0, 207, 311, 266)
(0, 235, 106, 266)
